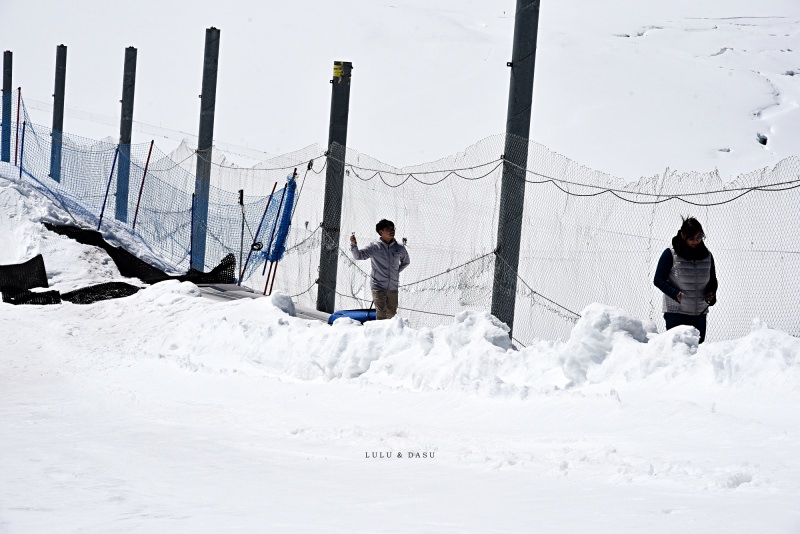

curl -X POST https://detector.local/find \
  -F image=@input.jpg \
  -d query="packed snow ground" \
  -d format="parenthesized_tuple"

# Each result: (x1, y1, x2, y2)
(2, 168, 800, 532)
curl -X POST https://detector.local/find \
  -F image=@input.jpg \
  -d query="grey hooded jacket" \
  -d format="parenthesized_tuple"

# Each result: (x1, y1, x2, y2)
(350, 238, 410, 291)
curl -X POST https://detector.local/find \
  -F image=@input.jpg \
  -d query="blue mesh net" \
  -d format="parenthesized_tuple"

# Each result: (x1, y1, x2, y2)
(4, 95, 297, 281)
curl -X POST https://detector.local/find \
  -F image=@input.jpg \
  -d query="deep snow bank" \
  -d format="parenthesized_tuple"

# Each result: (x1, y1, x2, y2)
(119, 282, 800, 398)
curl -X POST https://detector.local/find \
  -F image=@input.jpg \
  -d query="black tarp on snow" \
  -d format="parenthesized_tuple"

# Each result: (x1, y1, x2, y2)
(0, 254, 62, 305)
(0, 224, 237, 306)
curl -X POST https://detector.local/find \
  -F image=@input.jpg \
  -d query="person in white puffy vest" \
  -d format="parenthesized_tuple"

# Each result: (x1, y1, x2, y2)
(349, 219, 410, 320)
(653, 216, 718, 343)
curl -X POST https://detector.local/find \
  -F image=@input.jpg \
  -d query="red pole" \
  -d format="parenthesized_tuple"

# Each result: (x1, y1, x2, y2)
(261, 183, 289, 277)
(263, 262, 275, 295)
(14, 88, 21, 166)
(267, 261, 280, 296)
(132, 140, 155, 231)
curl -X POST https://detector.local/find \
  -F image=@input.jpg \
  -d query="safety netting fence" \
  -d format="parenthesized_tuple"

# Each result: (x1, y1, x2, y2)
(1, 92, 314, 286)
(2, 90, 799, 345)
(283, 136, 800, 345)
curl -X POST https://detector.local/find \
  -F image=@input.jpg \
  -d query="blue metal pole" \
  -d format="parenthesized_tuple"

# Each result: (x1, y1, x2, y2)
(189, 193, 195, 270)
(116, 46, 137, 223)
(2, 51, 12, 163)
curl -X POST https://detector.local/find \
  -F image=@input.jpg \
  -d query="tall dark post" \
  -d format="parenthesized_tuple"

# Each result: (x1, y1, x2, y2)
(491, 0, 541, 336)
(2, 51, 11, 163)
(49, 44, 67, 182)
(116, 46, 137, 222)
(238, 188, 245, 281)
(316, 61, 352, 314)
(190, 27, 221, 271)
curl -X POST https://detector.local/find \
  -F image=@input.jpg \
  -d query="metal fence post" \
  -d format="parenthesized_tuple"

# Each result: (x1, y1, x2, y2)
(49, 44, 67, 183)
(190, 27, 221, 271)
(316, 61, 352, 314)
(491, 0, 541, 337)
(2, 50, 12, 163)
(116, 46, 137, 222)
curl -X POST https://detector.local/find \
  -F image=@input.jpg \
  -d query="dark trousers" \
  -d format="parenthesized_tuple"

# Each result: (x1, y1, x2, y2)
(372, 289, 399, 320)
(664, 313, 708, 343)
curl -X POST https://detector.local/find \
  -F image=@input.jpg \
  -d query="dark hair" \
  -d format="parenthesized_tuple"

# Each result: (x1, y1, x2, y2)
(376, 219, 394, 233)
(679, 216, 705, 240)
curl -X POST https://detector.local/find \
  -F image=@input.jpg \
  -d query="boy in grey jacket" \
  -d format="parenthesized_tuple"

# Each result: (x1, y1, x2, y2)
(349, 219, 410, 319)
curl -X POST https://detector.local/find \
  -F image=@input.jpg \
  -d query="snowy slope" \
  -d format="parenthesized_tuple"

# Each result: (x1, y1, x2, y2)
(2, 0, 799, 179)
